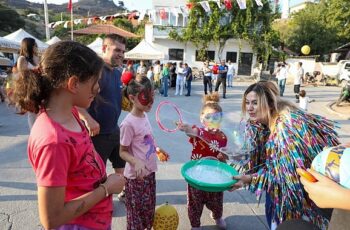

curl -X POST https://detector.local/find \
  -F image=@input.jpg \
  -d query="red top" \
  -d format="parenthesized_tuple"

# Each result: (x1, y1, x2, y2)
(212, 65, 219, 74)
(28, 108, 112, 229)
(189, 126, 227, 160)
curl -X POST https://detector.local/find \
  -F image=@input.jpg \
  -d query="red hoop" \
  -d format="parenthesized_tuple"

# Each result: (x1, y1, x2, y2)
(156, 101, 183, 133)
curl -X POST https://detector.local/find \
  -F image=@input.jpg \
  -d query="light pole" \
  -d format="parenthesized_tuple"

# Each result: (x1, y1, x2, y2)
(43, 0, 50, 40)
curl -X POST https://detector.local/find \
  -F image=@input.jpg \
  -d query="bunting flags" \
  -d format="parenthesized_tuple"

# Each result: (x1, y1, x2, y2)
(236, 0, 247, 9)
(224, 0, 233, 10)
(255, 0, 264, 7)
(50, 0, 264, 30)
(200, 1, 211, 13)
(67, 0, 72, 12)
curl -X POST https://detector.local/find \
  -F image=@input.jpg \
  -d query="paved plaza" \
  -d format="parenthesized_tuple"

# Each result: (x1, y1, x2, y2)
(0, 79, 349, 230)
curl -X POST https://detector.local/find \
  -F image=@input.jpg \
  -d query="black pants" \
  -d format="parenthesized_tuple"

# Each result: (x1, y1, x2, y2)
(91, 128, 125, 169)
(203, 75, 212, 94)
(215, 76, 227, 97)
(294, 84, 300, 100)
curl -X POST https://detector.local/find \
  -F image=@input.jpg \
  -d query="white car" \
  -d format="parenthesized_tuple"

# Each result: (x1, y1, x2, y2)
(338, 61, 350, 87)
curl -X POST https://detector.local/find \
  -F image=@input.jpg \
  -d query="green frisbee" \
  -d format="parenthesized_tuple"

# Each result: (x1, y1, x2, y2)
(181, 159, 238, 192)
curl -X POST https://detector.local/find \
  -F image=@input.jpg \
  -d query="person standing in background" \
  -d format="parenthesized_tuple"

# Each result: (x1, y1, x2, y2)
(185, 63, 192, 96)
(294, 62, 304, 103)
(153, 60, 161, 89)
(215, 60, 228, 99)
(17, 37, 39, 130)
(77, 34, 127, 201)
(227, 60, 235, 88)
(202, 61, 212, 95)
(175, 62, 185, 96)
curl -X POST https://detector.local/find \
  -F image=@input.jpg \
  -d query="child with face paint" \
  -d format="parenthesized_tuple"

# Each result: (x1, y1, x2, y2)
(178, 92, 227, 230)
(119, 77, 158, 230)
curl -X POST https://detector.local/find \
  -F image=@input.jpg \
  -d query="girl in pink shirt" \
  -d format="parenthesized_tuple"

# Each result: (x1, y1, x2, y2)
(120, 77, 158, 230)
(13, 41, 125, 230)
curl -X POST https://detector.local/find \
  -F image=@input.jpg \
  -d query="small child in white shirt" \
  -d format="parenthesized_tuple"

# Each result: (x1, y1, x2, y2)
(299, 90, 315, 111)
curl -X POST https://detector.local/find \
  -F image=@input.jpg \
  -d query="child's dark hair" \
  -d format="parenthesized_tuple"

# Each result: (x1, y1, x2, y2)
(201, 92, 222, 114)
(20, 37, 37, 66)
(299, 90, 306, 97)
(127, 76, 153, 96)
(14, 41, 104, 114)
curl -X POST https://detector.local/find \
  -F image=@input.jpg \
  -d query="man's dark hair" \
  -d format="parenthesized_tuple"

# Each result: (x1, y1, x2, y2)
(105, 34, 126, 45)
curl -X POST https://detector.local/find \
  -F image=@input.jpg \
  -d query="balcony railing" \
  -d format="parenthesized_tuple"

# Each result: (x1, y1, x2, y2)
(153, 26, 183, 38)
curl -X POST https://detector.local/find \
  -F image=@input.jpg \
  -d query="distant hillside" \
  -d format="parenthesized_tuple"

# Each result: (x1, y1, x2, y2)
(0, 0, 127, 39)
(1, 0, 125, 17)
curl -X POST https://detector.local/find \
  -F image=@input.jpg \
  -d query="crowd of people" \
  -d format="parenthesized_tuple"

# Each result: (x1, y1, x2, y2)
(2, 34, 348, 230)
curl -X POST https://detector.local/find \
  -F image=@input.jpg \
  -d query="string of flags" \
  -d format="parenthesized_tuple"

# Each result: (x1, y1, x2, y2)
(48, 0, 264, 29)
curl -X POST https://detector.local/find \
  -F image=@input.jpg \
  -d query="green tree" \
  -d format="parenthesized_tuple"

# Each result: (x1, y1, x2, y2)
(287, 3, 337, 56)
(169, 0, 276, 66)
(0, 4, 25, 36)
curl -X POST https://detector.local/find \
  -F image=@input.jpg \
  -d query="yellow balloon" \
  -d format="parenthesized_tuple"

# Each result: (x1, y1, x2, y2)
(301, 45, 311, 55)
(153, 202, 179, 230)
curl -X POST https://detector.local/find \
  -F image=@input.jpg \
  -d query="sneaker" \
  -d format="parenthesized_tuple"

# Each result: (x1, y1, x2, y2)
(117, 190, 126, 202)
(215, 218, 227, 229)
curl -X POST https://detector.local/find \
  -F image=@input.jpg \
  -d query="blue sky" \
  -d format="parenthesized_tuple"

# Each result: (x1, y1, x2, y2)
(27, 0, 304, 11)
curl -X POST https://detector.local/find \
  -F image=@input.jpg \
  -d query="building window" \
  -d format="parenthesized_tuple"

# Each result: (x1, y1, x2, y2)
(169, 49, 184, 61)
(195, 50, 215, 61)
(226, 52, 237, 63)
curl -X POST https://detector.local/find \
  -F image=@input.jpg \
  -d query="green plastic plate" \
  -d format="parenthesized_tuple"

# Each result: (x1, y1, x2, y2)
(181, 159, 238, 192)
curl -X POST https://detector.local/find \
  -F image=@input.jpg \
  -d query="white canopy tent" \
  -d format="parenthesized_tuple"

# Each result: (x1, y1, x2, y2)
(124, 39, 165, 60)
(87, 37, 103, 56)
(0, 37, 20, 53)
(4, 28, 48, 52)
(46, 36, 61, 45)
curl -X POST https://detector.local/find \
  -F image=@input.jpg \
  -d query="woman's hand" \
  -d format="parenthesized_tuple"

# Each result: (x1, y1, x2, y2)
(230, 174, 252, 191)
(105, 174, 125, 194)
(300, 169, 350, 209)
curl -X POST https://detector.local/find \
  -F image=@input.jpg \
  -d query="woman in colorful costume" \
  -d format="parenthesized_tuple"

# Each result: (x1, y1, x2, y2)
(232, 81, 339, 229)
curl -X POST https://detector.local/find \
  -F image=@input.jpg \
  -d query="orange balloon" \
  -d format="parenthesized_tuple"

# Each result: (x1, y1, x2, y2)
(297, 168, 317, 182)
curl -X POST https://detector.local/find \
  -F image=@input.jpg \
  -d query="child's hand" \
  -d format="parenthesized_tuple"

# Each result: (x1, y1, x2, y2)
(217, 153, 228, 162)
(176, 122, 190, 132)
(134, 158, 148, 179)
(156, 147, 170, 162)
(105, 173, 126, 194)
(230, 174, 252, 191)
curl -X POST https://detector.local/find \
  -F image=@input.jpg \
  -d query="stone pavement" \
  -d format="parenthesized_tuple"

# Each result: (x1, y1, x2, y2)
(0, 80, 349, 230)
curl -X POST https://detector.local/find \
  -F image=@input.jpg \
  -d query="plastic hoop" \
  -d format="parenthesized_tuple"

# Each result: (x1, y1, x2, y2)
(156, 101, 183, 133)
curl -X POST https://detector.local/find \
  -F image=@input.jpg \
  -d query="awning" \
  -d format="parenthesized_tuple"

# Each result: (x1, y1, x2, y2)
(46, 36, 61, 45)
(73, 24, 139, 38)
(0, 37, 20, 53)
(4, 28, 48, 52)
(124, 39, 164, 60)
(87, 37, 103, 56)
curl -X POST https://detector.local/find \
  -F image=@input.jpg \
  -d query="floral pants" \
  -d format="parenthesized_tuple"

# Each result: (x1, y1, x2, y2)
(125, 172, 156, 230)
(187, 185, 223, 227)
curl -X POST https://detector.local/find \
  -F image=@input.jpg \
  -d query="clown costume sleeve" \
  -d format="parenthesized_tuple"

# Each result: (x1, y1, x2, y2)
(244, 109, 340, 228)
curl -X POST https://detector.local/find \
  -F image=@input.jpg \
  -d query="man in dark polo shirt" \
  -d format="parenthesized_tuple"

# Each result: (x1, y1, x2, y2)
(78, 34, 125, 192)
(215, 59, 228, 99)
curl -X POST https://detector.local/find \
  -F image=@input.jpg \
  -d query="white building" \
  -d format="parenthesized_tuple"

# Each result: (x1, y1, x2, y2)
(145, 0, 257, 75)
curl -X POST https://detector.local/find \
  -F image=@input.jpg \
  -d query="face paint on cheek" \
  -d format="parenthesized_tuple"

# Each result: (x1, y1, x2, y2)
(201, 112, 222, 129)
(137, 89, 154, 106)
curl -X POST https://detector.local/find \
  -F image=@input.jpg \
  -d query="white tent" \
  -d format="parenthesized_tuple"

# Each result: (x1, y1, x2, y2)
(124, 39, 165, 60)
(0, 37, 20, 53)
(4, 28, 48, 52)
(46, 36, 61, 45)
(87, 37, 103, 56)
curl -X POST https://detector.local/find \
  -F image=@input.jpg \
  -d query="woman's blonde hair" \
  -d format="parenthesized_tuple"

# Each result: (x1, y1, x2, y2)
(242, 81, 298, 129)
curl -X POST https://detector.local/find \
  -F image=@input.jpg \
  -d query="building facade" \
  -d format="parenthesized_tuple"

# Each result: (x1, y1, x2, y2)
(146, 0, 257, 75)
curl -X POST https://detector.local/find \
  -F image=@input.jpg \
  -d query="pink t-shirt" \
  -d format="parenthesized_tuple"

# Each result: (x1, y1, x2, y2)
(28, 109, 112, 230)
(120, 113, 157, 179)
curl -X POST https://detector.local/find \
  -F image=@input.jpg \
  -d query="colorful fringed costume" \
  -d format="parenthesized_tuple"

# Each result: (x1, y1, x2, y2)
(242, 109, 339, 228)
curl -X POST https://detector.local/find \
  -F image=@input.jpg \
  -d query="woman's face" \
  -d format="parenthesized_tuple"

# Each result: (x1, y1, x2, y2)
(245, 91, 259, 121)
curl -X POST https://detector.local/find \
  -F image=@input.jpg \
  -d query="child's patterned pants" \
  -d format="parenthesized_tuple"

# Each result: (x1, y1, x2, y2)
(187, 185, 223, 227)
(125, 172, 156, 230)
